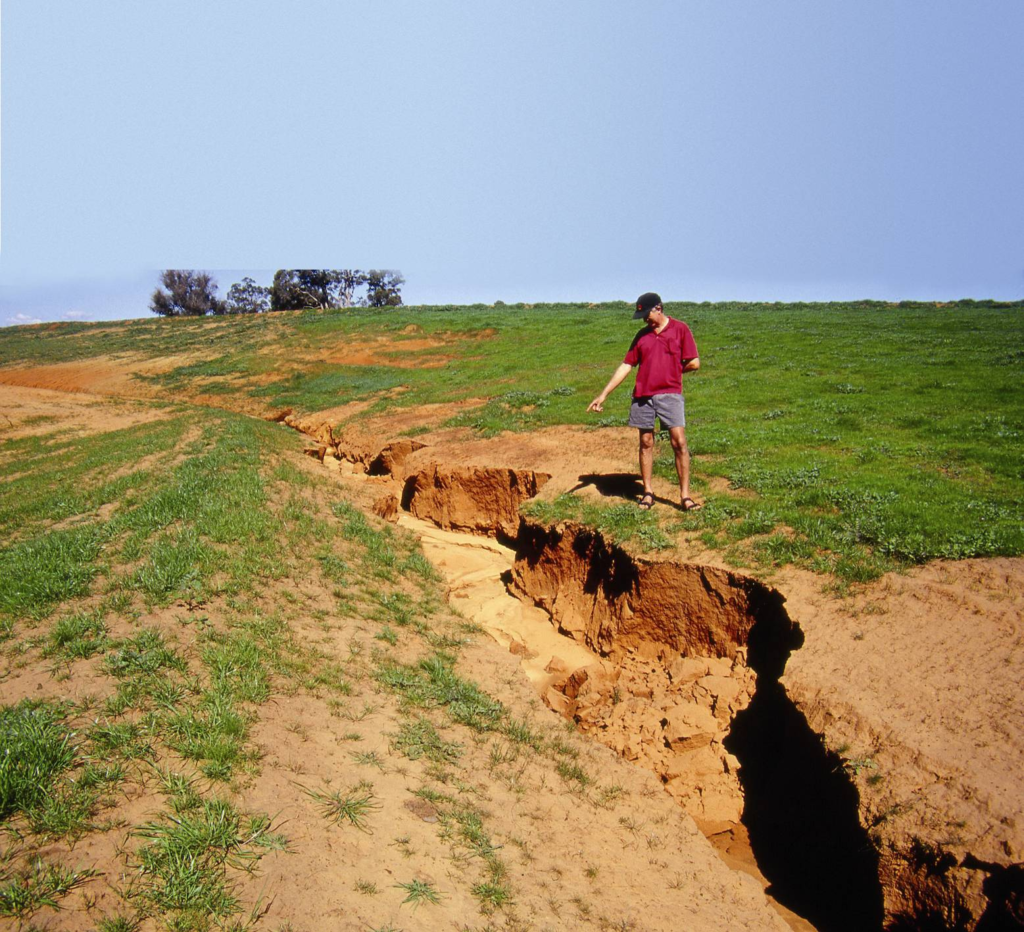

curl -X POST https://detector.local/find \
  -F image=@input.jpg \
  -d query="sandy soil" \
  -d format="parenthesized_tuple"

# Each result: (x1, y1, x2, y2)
(314, 324, 497, 369)
(0, 384, 792, 932)
(0, 354, 201, 398)
(300, 404, 1024, 929)
(0, 384, 172, 442)
(397, 508, 817, 931)
(776, 559, 1024, 922)
(779, 558, 1024, 827)
(400, 514, 601, 690)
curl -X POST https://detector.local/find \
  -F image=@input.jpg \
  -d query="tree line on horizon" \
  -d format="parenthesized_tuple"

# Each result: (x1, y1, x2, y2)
(149, 269, 404, 317)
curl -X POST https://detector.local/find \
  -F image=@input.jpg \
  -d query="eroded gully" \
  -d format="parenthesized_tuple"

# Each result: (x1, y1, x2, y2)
(280, 411, 944, 932)
(399, 509, 883, 932)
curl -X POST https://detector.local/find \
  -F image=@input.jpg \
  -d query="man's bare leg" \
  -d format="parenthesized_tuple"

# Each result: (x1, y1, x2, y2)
(668, 426, 693, 504)
(638, 430, 655, 499)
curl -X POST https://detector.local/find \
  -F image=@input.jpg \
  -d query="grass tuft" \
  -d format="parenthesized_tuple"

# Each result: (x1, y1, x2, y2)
(95, 915, 142, 932)
(104, 629, 187, 678)
(472, 879, 514, 910)
(0, 701, 76, 819)
(44, 609, 109, 661)
(396, 878, 442, 908)
(133, 797, 278, 924)
(299, 783, 380, 833)
(390, 717, 462, 764)
(374, 653, 503, 731)
(0, 858, 95, 919)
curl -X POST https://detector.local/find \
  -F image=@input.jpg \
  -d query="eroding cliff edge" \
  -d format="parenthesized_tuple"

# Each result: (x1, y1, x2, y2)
(278, 413, 1022, 931)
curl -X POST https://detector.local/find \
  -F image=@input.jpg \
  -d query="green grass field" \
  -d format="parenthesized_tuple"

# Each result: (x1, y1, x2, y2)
(4, 299, 1021, 584)
(0, 407, 558, 927)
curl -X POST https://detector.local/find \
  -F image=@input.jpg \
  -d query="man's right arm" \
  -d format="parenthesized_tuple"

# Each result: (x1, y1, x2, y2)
(587, 362, 634, 412)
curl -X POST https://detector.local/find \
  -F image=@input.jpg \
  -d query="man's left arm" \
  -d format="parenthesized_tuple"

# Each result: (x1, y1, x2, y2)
(679, 322, 699, 374)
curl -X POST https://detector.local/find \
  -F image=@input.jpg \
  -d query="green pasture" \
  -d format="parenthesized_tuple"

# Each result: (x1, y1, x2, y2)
(268, 301, 1024, 580)
(2, 300, 1022, 584)
(0, 405, 540, 925)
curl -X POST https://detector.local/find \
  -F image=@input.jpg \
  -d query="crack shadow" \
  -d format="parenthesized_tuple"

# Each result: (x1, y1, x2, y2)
(725, 679, 885, 932)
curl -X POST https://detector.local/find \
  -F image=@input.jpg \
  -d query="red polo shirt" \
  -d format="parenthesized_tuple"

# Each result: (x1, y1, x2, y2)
(623, 318, 698, 398)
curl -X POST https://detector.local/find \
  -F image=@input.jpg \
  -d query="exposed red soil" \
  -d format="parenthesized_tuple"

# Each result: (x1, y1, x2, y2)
(322, 338, 452, 368)
(509, 519, 794, 662)
(0, 384, 173, 444)
(316, 326, 497, 369)
(0, 354, 196, 398)
(403, 465, 550, 538)
(292, 410, 1024, 931)
(368, 438, 428, 478)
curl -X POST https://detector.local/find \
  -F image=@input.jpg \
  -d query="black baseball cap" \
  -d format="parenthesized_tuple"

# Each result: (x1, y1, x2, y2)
(633, 292, 662, 319)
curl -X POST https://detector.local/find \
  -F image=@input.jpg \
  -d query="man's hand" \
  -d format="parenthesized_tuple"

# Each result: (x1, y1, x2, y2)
(589, 363, 633, 414)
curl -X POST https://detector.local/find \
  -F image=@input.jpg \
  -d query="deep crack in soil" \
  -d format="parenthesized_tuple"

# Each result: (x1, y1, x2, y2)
(505, 515, 885, 932)
(726, 680, 885, 931)
(282, 409, 1024, 932)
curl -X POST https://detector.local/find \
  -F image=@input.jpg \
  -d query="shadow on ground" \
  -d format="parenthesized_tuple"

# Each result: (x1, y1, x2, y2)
(570, 472, 645, 502)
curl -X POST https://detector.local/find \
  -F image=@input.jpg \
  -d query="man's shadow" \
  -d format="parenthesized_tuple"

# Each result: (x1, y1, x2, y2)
(568, 473, 671, 507)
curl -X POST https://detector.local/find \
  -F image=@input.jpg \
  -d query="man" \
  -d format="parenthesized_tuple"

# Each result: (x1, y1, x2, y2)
(587, 292, 702, 511)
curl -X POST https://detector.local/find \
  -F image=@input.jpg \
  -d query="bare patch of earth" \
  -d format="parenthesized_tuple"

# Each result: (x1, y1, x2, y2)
(315, 326, 497, 369)
(0, 384, 172, 442)
(0, 353, 204, 398)
(775, 558, 1024, 919)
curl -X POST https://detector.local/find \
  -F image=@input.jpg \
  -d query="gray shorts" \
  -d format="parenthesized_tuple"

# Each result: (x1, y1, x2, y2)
(629, 393, 685, 431)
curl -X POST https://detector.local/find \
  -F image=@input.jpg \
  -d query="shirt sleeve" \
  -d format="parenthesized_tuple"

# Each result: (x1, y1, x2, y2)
(623, 330, 644, 366)
(680, 323, 698, 360)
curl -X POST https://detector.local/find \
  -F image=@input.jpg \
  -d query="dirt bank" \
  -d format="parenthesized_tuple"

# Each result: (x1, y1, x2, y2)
(777, 560, 1024, 930)
(403, 464, 550, 539)
(292, 414, 1023, 932)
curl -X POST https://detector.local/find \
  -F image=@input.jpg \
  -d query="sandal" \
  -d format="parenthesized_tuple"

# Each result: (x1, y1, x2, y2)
(681, 497, 703, 512)
(638, 492, 655, 511)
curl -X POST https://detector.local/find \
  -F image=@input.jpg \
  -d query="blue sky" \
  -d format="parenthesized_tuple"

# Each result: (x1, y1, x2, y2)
(2, 1, 1022, 326)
